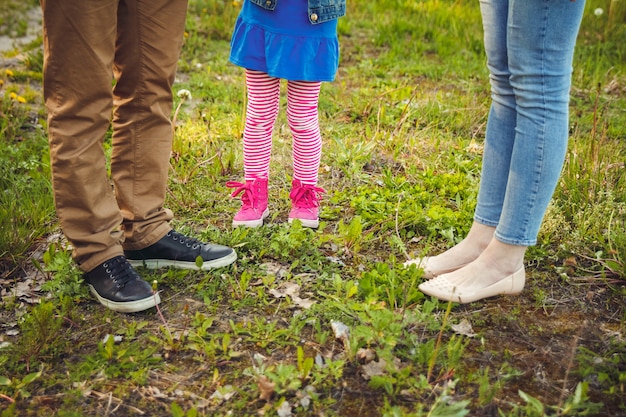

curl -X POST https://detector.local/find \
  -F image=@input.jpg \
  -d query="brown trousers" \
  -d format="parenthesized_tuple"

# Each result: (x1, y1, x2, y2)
(41, 0, 188, 272)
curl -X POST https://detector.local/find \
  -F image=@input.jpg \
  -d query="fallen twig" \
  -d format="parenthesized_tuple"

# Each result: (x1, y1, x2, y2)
(0, 393, 15, 403)
(90, 390, 145, 415)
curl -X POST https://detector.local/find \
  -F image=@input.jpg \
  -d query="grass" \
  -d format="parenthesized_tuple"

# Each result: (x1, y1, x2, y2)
(1, 0, 625, 416)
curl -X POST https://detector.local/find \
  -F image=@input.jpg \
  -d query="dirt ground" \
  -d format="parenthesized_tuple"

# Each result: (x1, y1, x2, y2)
(1, 239, 625, 415)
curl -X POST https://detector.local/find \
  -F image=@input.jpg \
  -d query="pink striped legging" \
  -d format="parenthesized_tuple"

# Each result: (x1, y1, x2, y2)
(242, 69, 322, 185)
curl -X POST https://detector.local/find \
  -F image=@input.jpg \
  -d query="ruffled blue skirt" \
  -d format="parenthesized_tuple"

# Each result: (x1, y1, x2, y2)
(229, 0, 339, 82)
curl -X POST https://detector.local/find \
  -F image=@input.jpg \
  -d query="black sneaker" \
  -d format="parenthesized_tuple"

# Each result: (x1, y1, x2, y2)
(124, 230, 237, 270)
(84, 256, 160, 313)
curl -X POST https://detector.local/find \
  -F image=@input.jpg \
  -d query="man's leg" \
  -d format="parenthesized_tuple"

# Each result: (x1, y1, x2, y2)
(111, 0, 188, 249)
(41, 0, 159, 312)
(41, 0, 124, 272)
(114, 0, 237, 270)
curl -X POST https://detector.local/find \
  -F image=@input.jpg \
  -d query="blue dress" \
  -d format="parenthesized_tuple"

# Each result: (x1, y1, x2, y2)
(229, 0, 340, 82)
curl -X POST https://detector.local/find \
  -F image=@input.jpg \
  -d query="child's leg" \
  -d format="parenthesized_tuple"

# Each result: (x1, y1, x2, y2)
(286, 80, 324, 228)
(225, 69, 279, 227)
(243, 69, 280, 180)
(286, 80, 322, 185)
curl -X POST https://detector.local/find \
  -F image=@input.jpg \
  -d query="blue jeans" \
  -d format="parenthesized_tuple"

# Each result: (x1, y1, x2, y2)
(474, 0, 585, 246)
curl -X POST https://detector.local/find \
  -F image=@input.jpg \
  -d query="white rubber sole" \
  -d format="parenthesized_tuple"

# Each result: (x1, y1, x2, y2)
(127, 250, 237, 271)
(88, 285, 160, 313)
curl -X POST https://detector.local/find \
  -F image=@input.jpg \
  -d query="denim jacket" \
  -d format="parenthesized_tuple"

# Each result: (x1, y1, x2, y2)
(249, 0, 346, 25)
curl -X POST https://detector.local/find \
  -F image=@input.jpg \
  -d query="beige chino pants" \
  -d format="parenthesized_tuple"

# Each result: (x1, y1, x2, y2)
(41, 0, 188, 272)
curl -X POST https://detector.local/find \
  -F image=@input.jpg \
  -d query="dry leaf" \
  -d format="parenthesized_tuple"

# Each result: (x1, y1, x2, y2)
(315, 353, 325, 368)
(297, 385, 316, 410)
(361, 357, 402, 380)
(331, 321, 349, 341)
(72, 381, 92, 397)
(253, 353, 267, 364)
(450, 318, 476, 337)
(357, 348, 376, 363)
(563, 257, 577, 267)
(260, 262, 288, 278)
(269, 282, 300, 298)
(326, 256, 345, 266)
(361, 358, 387, 380)
(269, 282, 316, 309)
(209, 385, 236, 403)
(257, 375, 275, 401)
(276, 400, 292, 417)
(292, 297, 315, 309)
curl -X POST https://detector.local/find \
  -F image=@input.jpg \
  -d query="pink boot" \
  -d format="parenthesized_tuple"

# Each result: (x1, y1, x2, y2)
(288, 179, 325, 229)
(226, 179, 269, 227)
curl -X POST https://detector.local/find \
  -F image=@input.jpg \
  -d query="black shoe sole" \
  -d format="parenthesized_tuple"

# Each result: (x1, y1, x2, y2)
(127, 250, 237, 271)
(88, 285, 161, 313)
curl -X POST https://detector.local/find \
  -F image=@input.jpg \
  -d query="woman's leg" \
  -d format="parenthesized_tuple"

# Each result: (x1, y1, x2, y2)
(404, 0, 509, 275)
(404, 222, 495, 277)
(495, 0, 585, 246)
(474, 0, 515, 232)
(419, 0, 585, 302)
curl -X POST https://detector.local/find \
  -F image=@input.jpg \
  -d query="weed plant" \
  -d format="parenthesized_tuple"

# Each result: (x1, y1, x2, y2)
(0, 0, 625, 416)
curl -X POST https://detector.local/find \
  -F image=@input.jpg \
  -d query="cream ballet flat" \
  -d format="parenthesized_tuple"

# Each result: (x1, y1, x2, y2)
(418, 266, 525, 304)
(404, 257, 470, 279)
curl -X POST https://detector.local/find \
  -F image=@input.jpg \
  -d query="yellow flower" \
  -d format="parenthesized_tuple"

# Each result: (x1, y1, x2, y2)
(9, 92, 17, 99)
(5, 69, 14, 77)
(17, 96, 26, 103)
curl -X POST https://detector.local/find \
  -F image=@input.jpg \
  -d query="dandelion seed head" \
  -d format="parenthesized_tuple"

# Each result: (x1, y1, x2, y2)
(594, 8, 603, 16)
(177, 89, 192, 100)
